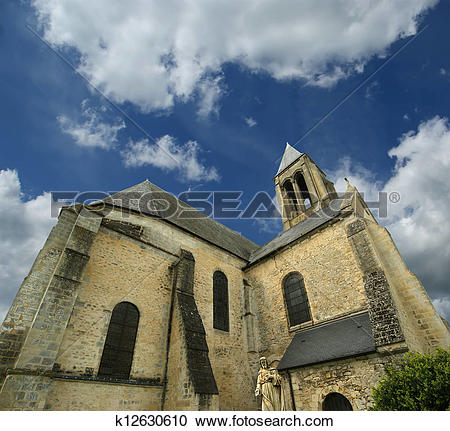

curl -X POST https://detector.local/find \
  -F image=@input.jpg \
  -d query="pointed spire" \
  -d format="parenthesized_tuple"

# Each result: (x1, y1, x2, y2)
(276, 142, 303, 175)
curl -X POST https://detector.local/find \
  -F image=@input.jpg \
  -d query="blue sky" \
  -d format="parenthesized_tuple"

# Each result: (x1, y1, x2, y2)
(1, 0, 450, 320)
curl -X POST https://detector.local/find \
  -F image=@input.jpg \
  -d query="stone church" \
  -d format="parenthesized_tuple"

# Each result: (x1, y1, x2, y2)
(0, 144, 448, 411)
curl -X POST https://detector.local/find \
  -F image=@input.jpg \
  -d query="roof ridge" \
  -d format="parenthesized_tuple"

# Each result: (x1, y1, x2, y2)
(99, 179, 260, 260)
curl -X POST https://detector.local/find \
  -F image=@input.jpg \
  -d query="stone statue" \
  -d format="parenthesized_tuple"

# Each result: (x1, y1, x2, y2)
(255, 357, 286, 411)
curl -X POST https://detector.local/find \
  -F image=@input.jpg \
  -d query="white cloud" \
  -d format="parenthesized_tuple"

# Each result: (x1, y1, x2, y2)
(384, 116, 450, 309)
(196, 76, 224, 118)
(440, 68, 450, 77)
(121, 135, 219, 182)
(403, 113, 410, 121)
(0, 170, 56, 324)
(244, 117, 257, 128)
(253, 218, 282, 235)
(57, 101, 125, 149)
(32, 0, 437, 115)
(329, 116, 450, 320)
(329, 156, 382, 201)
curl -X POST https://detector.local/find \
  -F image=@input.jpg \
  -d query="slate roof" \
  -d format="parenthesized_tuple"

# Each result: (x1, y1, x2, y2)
(98, 180, 259, 261)
(277, 312, 376, 371)
(276, 143, 303, 175)
(247, 201, 350, 266)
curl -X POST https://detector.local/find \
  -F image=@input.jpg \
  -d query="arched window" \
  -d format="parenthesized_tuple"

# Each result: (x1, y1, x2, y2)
(98, 302, 139, 380)
(282, 180, 298, 215)
(283, 273, 311, 326)
(213, 271, 229, 332)
(295, 172, 311, 208)
(322, 392, 353, 411)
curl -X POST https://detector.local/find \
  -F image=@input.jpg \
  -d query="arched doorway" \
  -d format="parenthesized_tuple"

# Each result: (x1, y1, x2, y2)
(322, 392, 353, 411)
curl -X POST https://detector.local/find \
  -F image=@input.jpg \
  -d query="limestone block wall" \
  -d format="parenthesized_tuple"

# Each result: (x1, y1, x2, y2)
(163, 249, 218, 410)
(366, 222, 450, 351)
(288, 353, 402, 411)
(163, 292, 196, 410)
(164, 293, 218, 411)
(245, 217, 368, 362)
(41, 221, 177, 410)
(345, 218, 404, 347)
(0, 208, 102, 410)
(191, 241, 258, 410)
(51, 226, 176, 380)
(0, 209, 77, 383)
(45, 380, 161, 410)
(105, 211, 257, 410)
(25, 207, 257, 410)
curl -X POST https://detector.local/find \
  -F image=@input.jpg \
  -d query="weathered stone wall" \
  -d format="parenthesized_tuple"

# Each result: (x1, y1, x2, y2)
(45, 380, 161, 410)
(163, 249, 218, 410)
(51, 226, 175, 381)
(3, 189, 446, 411)
(288, 352, 402, 411)
(163, 293, 196, 410)
(345, 217, 404, 347)
(366, 222, 450, 351)
(191, 242, 258, 410)
(0, 208, 102, 410)
(35, 208, 256, 410)
(245, 216, 368, 363)
(163, 293, 219, 410)
(0, 209, 77, 384)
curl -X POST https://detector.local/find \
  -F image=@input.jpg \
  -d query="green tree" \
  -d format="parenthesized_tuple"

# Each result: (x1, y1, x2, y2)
(372, 348, 450, 410)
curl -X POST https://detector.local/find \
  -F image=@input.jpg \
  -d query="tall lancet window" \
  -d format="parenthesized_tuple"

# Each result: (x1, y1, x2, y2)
(98, 301, 139, 380)
(295, 172, 311, 208)
(213, 271, 229, 332)
(283, 272, 311, 326)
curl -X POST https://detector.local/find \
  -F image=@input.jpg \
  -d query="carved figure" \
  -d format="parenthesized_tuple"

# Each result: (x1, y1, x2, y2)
(255, 357, 285, 410)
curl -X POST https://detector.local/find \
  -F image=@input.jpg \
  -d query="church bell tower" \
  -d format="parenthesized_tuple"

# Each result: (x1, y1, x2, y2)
(274, 143, 337, 231)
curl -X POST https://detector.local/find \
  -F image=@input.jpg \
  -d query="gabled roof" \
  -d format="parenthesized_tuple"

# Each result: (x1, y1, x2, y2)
(98, 180, 259, 261)
(247, 201, 351, 266)
(276, 142, 303, 175)
(277, 312, 375, 370)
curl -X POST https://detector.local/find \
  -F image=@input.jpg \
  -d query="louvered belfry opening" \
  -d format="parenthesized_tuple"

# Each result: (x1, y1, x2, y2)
(283, 179, 298, 214)
(283, 272, 311, 327)
(98, 301, 139, 380)
(295, 172, 311, 208)
(213, 271, 229, 332)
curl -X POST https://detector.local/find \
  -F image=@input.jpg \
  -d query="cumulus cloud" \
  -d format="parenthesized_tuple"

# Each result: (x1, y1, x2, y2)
(330, 156, 382, 201)
(121, 135, 219, 182)
(384, 116, 450, 307)
(57, 100, 125, 149)
(196, 76, 224, 118)
(244, 117, 257, 128)
(0, 170, 56, 324)
(32, 0, 437, 115)
(329, 116, 450, 320)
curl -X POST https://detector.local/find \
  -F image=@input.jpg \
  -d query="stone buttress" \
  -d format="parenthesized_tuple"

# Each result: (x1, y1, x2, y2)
(0, 208, 102, 410)
(162, 249, 218, 410)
